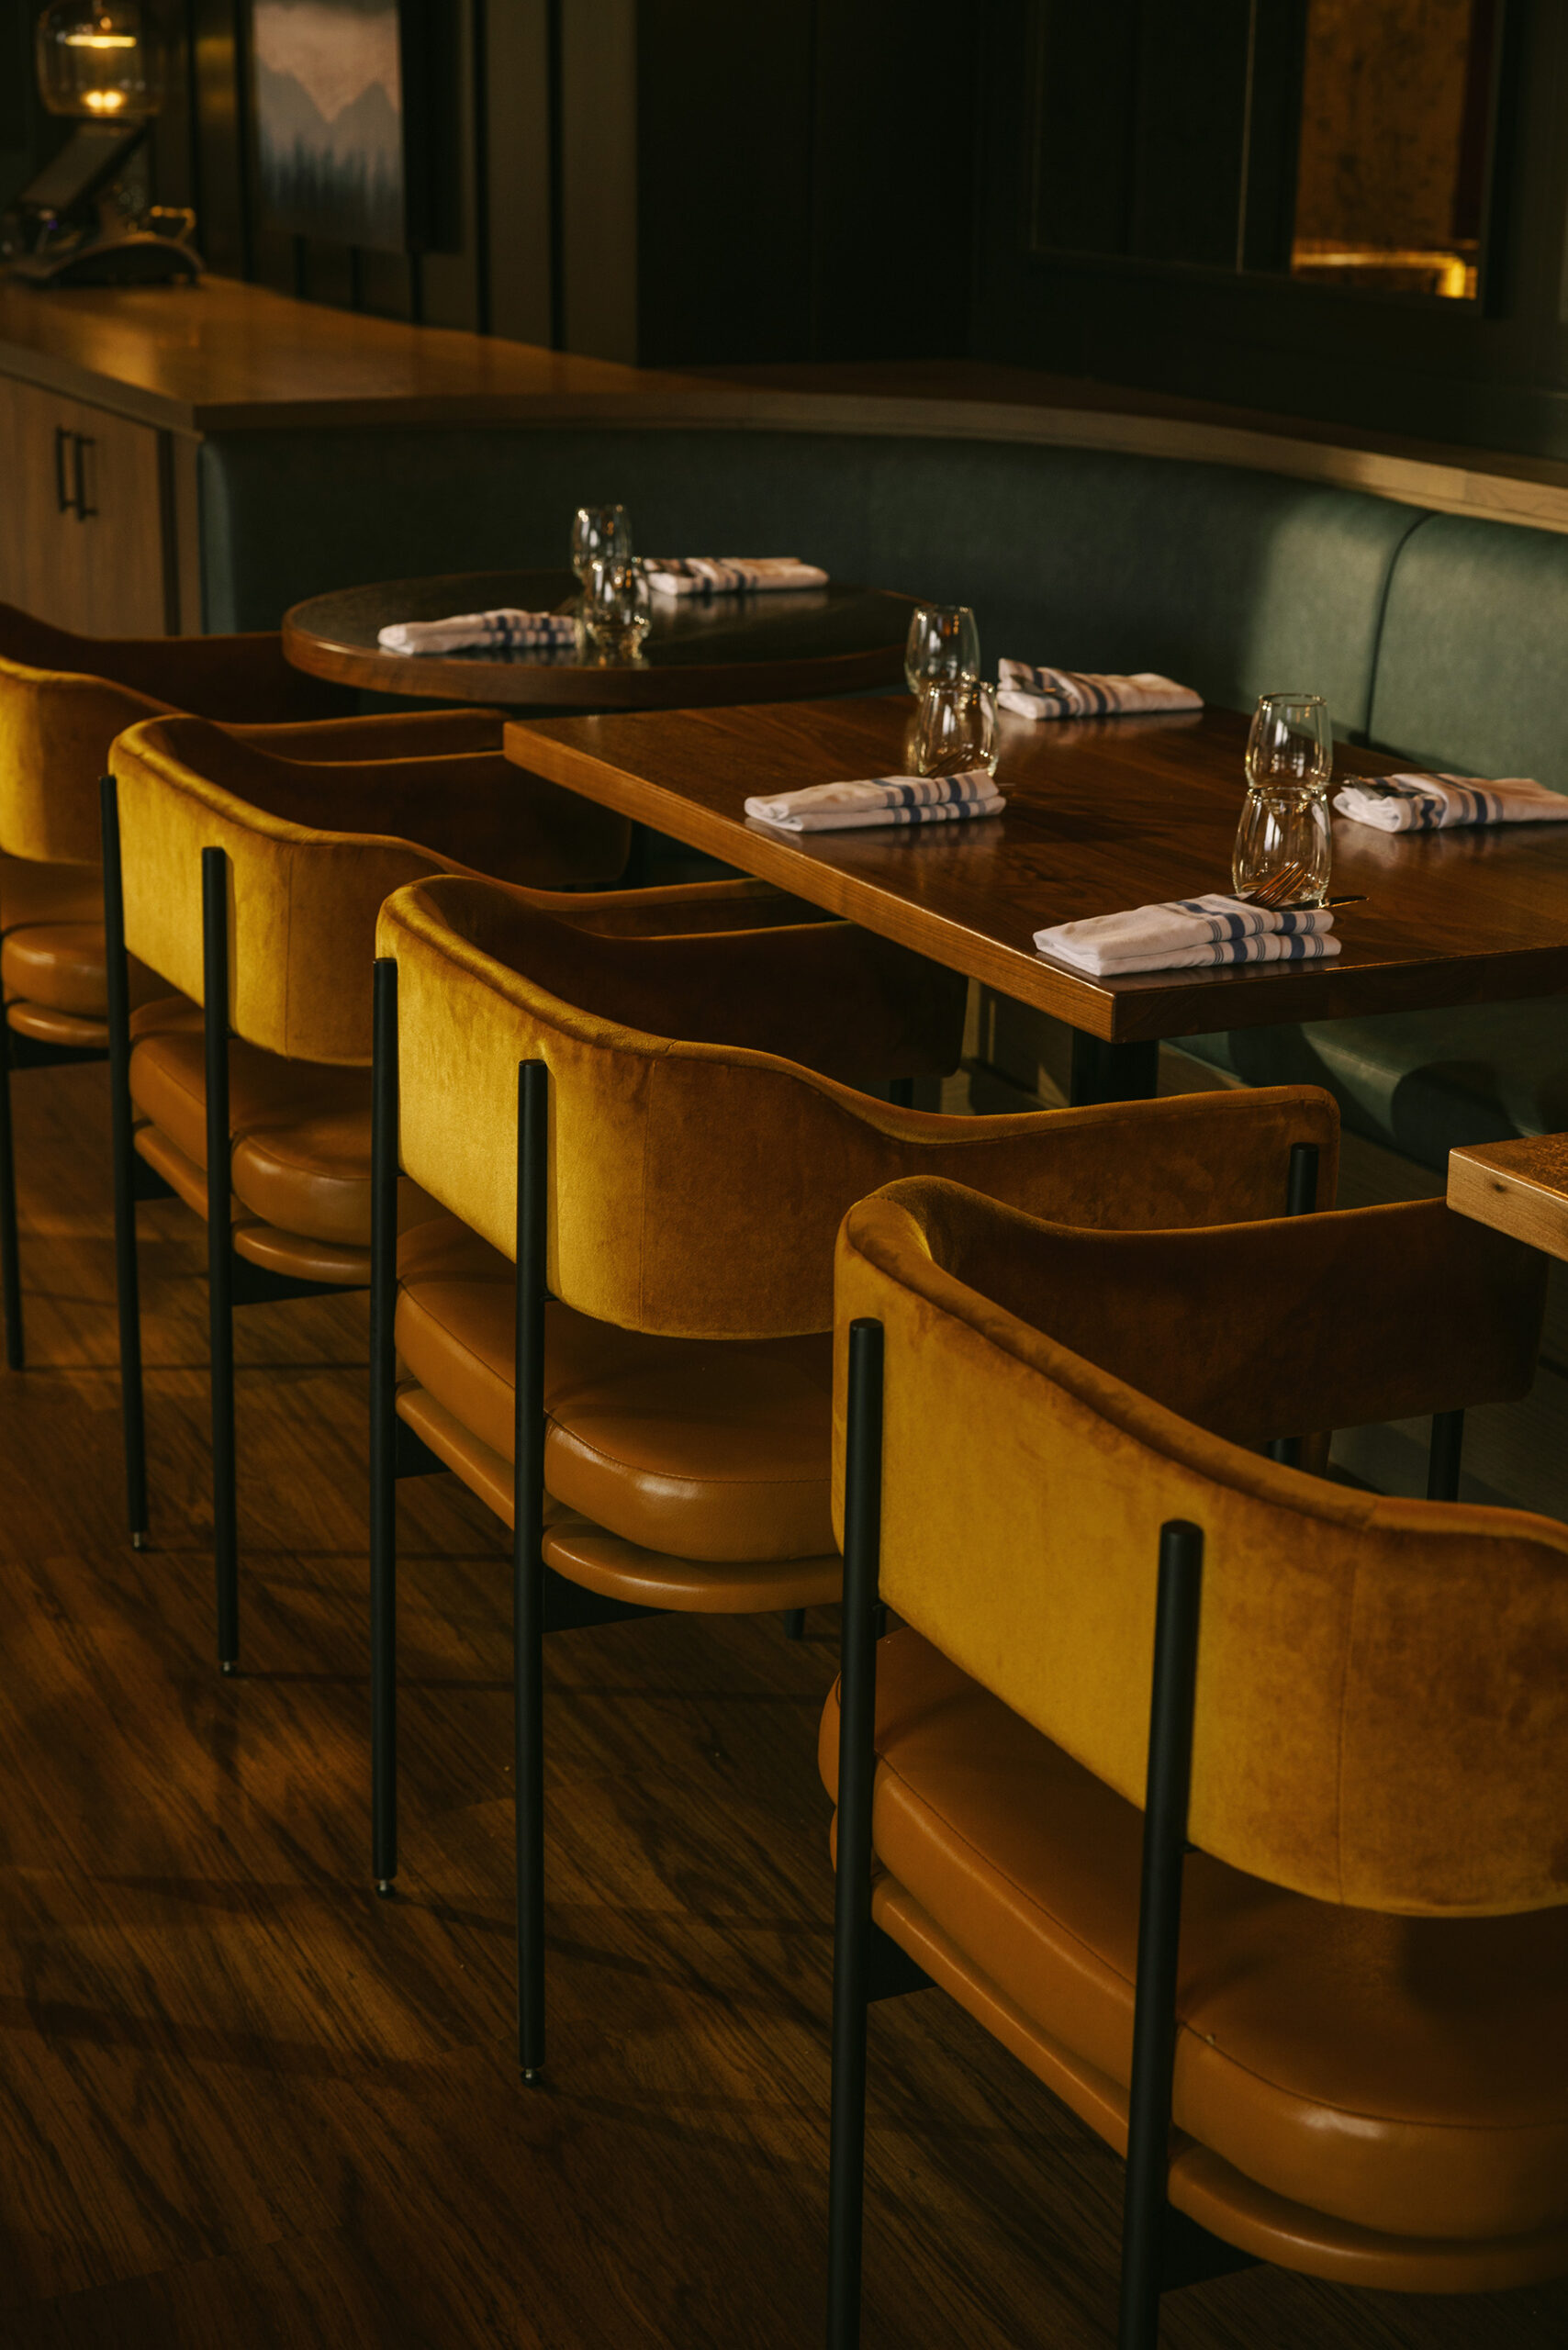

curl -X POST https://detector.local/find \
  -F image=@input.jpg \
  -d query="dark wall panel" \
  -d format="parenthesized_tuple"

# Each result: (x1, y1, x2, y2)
(634, 0, 816, 366)
(974, 0, 1568, 464)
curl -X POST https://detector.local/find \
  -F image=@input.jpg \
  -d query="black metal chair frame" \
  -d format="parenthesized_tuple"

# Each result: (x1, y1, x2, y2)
(823, 1149, 1470, 2346)
(100, 775, 348, 1671)
(366, 964, 663, 2084)
(826, 1315, 1261, 2348)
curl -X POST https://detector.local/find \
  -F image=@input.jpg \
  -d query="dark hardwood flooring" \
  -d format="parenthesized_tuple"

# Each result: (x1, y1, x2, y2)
(3, 1061, 1566, 2349)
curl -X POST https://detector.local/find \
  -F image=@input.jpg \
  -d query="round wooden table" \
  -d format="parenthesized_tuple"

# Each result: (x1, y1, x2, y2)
(281, 567, 912, 709)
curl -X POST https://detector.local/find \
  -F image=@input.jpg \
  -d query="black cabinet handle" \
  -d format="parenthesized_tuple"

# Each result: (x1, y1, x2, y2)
(71, 433, 96, 521)
(54, 425, 72, 513)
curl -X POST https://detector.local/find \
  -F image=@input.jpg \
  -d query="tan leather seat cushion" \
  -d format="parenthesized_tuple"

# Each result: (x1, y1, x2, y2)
(822, 1628, 1568, 2249)
(129, 999, 376, 1248)
(396, 1215, 834, 1562)
(0, 855, 160, 1024)
(3, 923, 166, 1023)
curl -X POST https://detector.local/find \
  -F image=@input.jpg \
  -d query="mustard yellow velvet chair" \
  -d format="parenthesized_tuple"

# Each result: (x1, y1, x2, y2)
(0, 594, 508, 1369)
(823, 1176, 1559, 2345)
(102, 713, 724, 1669)
(372, 870, 1344, 2079)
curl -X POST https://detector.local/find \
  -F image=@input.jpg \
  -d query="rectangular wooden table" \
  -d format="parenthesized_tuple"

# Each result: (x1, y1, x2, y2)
(506, 698, 1568, 1101)
(1449, 1135, 1568, 1261)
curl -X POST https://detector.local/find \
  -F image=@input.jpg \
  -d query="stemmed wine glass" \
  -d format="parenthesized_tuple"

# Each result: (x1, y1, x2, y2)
(1232, 691, 1334, 906)
(572, 504, 632, 583)
(904, 603, 980, 695)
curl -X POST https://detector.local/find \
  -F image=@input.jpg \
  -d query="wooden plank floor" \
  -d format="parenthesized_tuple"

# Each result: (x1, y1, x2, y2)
(4, 1060, 1567, 2350)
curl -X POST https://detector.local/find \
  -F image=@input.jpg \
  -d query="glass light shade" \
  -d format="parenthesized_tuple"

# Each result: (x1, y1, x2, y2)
(36, 1, 164, 118)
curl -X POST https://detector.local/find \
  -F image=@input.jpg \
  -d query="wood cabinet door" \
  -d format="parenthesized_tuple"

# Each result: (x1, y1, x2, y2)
(0, 374, 169, 636)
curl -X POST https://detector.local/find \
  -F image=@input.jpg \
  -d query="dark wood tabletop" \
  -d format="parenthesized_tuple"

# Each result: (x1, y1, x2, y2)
(282, 568, 911, 709)
(505, 695, 1568, 1046)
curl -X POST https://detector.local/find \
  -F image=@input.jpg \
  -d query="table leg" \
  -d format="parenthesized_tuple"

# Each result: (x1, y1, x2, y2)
(1070, 1034, 1159, 1106)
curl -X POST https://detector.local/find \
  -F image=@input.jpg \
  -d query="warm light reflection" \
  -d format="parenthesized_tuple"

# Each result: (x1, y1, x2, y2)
(82, 87, 127, 107)
(64, 29, 138, 42)
(1291, 239, 1477, 301)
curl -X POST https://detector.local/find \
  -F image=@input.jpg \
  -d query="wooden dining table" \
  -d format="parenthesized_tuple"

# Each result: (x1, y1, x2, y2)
(504, 694, 1568, 1102)
(282, 567, 912, 710)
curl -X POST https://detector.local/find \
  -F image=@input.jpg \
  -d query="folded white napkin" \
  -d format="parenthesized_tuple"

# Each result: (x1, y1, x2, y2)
(1332, 772, 1568, 833)
(377, 609, 578, 655)
(745, 770, 1002, 834)
(997, 660, 1203, 721)
(1035, 893, 1338, 977)
(643, 557, 828, 599)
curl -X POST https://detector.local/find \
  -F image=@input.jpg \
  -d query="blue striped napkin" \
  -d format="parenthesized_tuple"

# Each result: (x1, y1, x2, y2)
(998, 660, 1202, 720)
(745, 770, 1002, 834)
(1332, 773, 1568, 833)
(1036, 893, 1338, 977)
(377, 609, 578, 655)
(644, 558, 827, 599)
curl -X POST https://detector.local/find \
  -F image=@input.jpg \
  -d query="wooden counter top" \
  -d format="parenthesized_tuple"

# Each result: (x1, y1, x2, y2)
(6, 277, 1568, 537)
(0, 274, 708, 433)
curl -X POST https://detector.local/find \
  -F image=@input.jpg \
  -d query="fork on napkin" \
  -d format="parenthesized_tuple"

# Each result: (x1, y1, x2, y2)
(1035, 893, 1338, 977)
(745, 770, 1002, 834)
(1332, 772, 1568, 833)
(997, 661, 1203, 721)
(643, 558, 828, 599)
(377, 610, 578, 655)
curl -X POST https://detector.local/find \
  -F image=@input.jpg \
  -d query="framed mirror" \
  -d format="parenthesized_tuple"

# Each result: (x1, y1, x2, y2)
(1028, 0, 1508, 304)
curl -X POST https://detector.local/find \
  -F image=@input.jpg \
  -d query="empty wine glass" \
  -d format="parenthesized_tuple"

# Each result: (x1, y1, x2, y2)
(572, 504, 631, 584)
(905, 603, 980, 695)
(1232, 691, 1333, 905)
(911, 679, 999, 778)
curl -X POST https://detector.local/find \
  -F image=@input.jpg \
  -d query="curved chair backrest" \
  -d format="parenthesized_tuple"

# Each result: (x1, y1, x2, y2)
(110, 717, 628, 1064)
(835, 1175, 1563, 1919)
(0, 600, 349, 867)
(378, 874, 1338, 1342)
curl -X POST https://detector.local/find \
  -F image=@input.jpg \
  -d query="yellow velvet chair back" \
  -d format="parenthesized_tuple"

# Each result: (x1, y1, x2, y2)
(109, 716, 625, 1065)
(0, 601, 347, 867)
(378, 874, 1339, 1343)
(834, 1176, 1562, 1920)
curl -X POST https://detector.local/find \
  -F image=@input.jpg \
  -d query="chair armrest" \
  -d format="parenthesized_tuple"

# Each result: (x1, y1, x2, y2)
(847, 1081, 1341, 1231)
(881, 1181, 1543, 1438)
(554, 878, 837, 937)
(494, 912, 968, 1083)
(231, 709, 507, 760)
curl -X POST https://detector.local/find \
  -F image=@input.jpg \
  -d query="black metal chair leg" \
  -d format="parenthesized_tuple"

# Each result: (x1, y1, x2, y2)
(515, 1058, 549, 2082)
(370, 958, 399, 1894)
(1117, 1520, 1205, 2350)
(1267, 1145, 1320, 1470)
(203, 848, 240, 1673)
(0, 1016, 23, 1371)
(102, 775, 150, 1548)
(1428, 1408, 1464, 1502)
(783, 1607, 806, 1640)
(826, 1317, 885, 2350)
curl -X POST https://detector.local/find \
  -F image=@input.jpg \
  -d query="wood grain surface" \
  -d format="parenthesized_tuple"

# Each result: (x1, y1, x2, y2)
(9, 282, 1568, 542)
(508, 698, 1568, 1043)
(1448, 1131, 1568, 1262)
(0, 276, 700, 435)
(283, 570, 910, 709)
(3, 1065, 1568, 2344)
